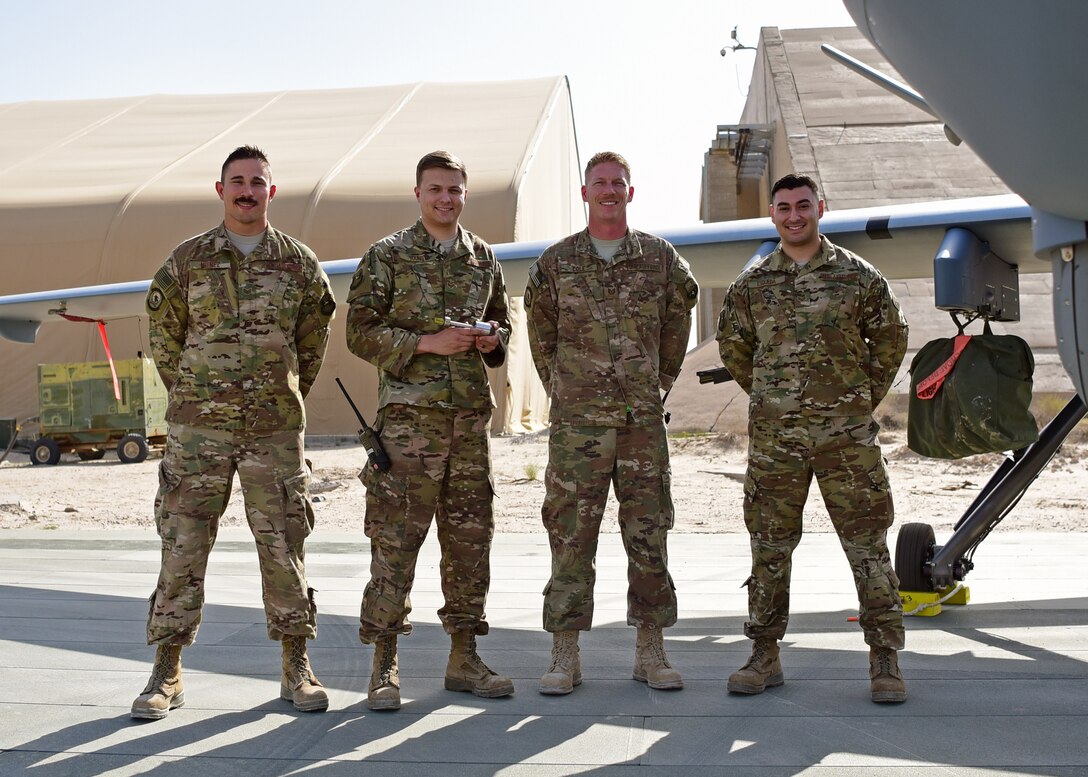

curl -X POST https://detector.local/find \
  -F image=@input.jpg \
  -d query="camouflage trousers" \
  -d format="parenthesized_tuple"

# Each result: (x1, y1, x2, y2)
(743, 414, 904, 649)
(146, 424, 317, 645)
(358, 404, 495, 643)
(542, 421, 677, 632)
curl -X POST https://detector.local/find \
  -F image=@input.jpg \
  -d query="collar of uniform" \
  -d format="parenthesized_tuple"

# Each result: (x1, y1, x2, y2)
(575, 227, 644, 265)
(806, 235, 836, 272)
(767, 234, 834, 274)
(447, 225, 473, 261)
(765, 245, 796, 274)
(211, 221, 273, 261)
(408, 218, 471, 260)
(408, 219, 434, 256)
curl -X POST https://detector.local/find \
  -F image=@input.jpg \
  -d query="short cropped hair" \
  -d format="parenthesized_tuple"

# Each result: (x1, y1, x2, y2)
(770, 173, 819, 201)
(584, 151, 631, 183)
(416, 151, 468, 187)
(221, 145, 270, 182)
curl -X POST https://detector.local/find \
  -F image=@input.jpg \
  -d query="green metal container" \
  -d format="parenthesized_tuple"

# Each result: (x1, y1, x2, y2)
(31, 356, 168, 465)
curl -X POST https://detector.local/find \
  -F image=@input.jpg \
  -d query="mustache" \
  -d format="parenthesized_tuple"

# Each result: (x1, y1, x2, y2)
(234, 197, 258, 206)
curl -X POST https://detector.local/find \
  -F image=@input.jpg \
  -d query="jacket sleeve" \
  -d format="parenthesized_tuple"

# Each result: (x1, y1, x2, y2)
(863, 273, 909, 407)
(295, 261, 335, 398)
(658, 250, 699, 391)
(345, 244, 421, 377)
(146, 255, 188, 391)
(482, 245, 512, 369)
(715, 279, 756, 395)
(523, 255, 558, 393)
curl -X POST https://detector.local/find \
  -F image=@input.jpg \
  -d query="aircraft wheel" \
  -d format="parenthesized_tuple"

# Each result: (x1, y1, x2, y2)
(78, 449, 106, 461)
(31, 438, 61, 466)
(117, 434, 149, 464)
(895, 522, 936, 592)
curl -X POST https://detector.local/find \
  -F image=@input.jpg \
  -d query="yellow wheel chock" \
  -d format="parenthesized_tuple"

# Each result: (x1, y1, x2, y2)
(900, 584, 970, 617)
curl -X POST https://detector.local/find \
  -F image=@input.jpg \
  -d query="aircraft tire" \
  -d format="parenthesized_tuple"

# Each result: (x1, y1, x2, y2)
(895, 522, 936, 592)
(117, 434, 149, 464)
(31, 437, 61, 466)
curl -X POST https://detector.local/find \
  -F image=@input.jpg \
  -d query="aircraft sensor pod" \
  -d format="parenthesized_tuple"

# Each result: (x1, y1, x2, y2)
(933, 227, 1020, 322)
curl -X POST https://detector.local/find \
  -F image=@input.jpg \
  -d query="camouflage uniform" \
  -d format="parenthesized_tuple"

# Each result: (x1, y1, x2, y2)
(525, 228, 699, 631)
(346, 219, 510, 642)
(716, 235, 908, 649)
(144, 223, 335, 644)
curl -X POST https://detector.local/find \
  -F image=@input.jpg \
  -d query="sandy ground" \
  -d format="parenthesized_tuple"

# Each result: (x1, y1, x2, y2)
(2, 427, 1086, 534)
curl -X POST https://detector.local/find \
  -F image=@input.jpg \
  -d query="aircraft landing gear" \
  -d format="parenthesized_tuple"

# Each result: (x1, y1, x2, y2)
(893, 523, 935, 592)
(895, 393, 1087, 612)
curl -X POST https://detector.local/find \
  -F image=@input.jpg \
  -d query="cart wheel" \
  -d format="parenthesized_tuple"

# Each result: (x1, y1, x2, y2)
(31, 438, 61, 466)
(78, 448, 106, 461)
(895, 522, 936, 592)
(117, 434, 149, 464)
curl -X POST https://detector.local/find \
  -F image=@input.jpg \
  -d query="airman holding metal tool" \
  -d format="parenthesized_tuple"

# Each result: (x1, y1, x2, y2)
(345, 150, 514, 710)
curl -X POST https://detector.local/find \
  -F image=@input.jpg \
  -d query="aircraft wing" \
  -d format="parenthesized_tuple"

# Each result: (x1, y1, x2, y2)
(0, 193, 1031, 343)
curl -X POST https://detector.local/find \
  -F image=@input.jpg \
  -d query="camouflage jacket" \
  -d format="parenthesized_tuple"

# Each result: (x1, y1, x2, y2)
(716, 235, 908, 419)
(345, 220, 510, 412)
(525, 228, 699, 427)
(145, 223, 335, 431)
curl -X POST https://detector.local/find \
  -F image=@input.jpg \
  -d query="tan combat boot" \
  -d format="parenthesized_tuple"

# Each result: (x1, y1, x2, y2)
(633, 625, 684, 689)
(280, 635, 329, 712)
(444, 631, 515, 698)
(869, 646, 908, 703)
(367, 636, 401, 710)
(727, 638, 784, 694)
(131, 644, 184, 720)
(539, 630, 581, 695)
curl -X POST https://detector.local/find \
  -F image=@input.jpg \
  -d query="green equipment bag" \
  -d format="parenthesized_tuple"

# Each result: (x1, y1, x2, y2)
(907, 322, 1039, 459)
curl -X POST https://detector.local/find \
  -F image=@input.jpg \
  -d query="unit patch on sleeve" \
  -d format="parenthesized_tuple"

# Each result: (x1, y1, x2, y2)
(147, 288, 164, 312)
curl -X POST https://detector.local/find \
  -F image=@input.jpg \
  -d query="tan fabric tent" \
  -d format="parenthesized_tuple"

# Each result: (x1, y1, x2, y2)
(0, 78, 582, 435)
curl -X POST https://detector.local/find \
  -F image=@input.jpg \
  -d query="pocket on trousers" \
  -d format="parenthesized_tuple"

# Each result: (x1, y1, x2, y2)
(866, 458, 894, 529)
(154, 461, 183, 543)
(742, 477, 762, 535)
(283, 467, 315, 546)
(358, 463, 408, 505)
(662, 469, 675, 529)
(359, 464, 410, 543)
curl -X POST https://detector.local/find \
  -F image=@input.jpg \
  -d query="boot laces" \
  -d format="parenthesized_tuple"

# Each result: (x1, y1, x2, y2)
(460, 635, 496, 676)
(376, 641, 397, 683)
(289, 638, 309, 674)
(548, 634, 577, 673)
(643, 631, 671, 667)
(143, 646, 177, 694)
(152, 652, 172, 685)
(743, 640, 769, 670)
(875, 648, 894, 676)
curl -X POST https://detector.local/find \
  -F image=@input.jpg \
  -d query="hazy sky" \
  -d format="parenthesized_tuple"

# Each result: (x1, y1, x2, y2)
(1, 0, 856, 230)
